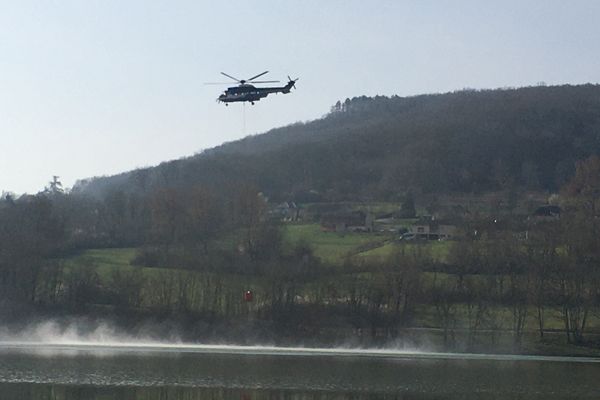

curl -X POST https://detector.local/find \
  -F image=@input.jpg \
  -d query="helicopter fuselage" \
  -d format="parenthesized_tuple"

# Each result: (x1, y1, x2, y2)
(218, 82, 294, 105)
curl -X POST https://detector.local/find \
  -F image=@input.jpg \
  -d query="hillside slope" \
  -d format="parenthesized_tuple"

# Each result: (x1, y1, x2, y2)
(75, 84, 600, 201)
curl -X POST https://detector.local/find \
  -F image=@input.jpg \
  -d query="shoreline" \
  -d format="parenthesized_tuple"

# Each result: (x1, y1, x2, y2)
(2, 312, 600, 360)
(1, 341, 600, 363)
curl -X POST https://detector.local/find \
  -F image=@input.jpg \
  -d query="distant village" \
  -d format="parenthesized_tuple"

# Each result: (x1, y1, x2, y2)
(268, 195, 562, 242)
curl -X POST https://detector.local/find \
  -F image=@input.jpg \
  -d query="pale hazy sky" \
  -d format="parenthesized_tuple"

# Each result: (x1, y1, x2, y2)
(2, 0, 600, 194)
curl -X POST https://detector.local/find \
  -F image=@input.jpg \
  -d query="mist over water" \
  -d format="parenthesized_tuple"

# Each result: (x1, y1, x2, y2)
(0, 320, 598, 399)
(0, 318, 425, 356)
(0, 319, 599, 364)
(1, 320, 156, 345)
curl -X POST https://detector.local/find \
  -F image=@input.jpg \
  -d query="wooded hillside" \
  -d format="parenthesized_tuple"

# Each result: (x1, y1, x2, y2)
(75, 84, 600, 201)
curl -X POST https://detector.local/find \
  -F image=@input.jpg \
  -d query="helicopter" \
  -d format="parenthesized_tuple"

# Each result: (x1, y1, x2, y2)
(206, 71, 298, 105)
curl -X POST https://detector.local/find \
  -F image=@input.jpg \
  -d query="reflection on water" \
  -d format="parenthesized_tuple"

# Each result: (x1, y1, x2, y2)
(0, 383, 470, 400)
(0, 345, 598, 399)
(0, 384, 414, 400)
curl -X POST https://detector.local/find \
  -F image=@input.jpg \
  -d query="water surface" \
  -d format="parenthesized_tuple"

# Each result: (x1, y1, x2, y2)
(0, 343, 598, 399)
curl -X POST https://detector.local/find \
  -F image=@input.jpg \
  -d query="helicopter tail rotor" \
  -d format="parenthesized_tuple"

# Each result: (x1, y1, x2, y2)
(287, 76, 299, 90)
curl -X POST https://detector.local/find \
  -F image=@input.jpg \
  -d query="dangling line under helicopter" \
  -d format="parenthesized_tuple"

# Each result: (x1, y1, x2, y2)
(205, 71, 298, 106)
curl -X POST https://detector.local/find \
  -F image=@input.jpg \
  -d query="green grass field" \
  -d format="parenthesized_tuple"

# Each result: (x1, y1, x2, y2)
(63, 224, 449, 271)
(283, 223, 392, 264)
(62, 248, 138, 278)
(356, 241, 452, 262)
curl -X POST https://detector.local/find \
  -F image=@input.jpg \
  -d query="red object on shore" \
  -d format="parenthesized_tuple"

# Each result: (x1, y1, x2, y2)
(244, 290, 253, 302)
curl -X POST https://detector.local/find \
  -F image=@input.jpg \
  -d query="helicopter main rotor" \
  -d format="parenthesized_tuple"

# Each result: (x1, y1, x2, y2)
(205, 71, 280, 86)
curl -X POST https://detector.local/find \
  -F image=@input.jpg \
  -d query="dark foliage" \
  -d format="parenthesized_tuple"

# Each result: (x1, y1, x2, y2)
(75, 84, 600, 201)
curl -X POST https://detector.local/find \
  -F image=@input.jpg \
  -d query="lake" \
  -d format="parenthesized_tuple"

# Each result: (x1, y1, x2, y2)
(0, 343, 598, 399)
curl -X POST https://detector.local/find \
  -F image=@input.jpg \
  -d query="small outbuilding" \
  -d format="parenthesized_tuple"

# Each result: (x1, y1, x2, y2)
(321, 211, 374, 233)
(409, 217, 456, 240)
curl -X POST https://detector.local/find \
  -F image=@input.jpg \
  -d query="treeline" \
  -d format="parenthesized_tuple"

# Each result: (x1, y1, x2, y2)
(362, 156, 600, 347)
(3, 84, 600, 349)
(0, 180, 313, 316)
(1, 158, 600, 351)
(75, 84, 600, 202)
